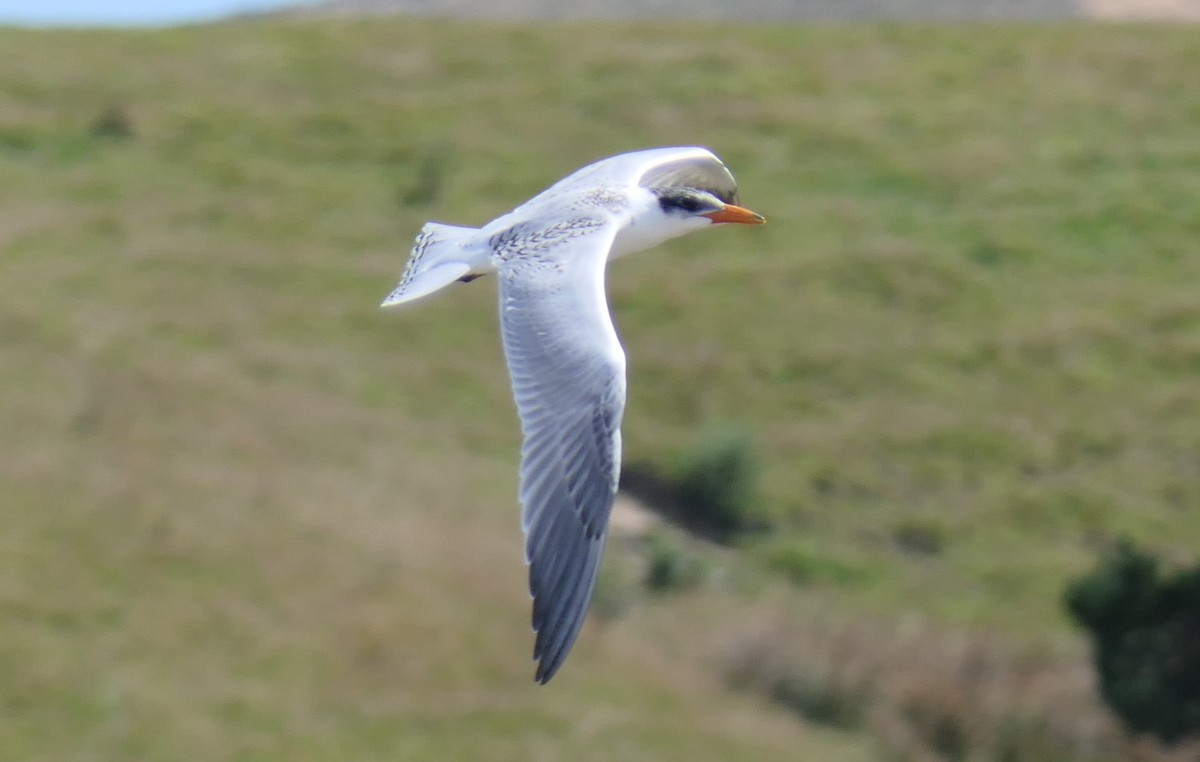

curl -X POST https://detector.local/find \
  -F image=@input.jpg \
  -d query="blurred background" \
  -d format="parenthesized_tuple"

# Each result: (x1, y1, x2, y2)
(2, 1, 1199, 760)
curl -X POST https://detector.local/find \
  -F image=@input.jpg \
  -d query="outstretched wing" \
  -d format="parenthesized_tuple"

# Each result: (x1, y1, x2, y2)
(496, 219, 626, 684)
(527, 146, 740, 208)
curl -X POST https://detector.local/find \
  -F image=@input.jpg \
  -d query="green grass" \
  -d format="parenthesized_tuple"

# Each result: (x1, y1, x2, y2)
(2, 18, 1200, 760)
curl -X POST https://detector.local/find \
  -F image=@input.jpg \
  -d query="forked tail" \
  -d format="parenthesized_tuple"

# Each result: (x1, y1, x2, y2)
(380, 222, 481, 308)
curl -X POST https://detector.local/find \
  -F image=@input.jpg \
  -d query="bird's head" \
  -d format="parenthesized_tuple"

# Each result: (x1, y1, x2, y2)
(654, 187, 766, 228)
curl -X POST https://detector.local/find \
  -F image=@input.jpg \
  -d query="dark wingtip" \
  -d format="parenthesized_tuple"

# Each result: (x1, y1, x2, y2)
(532, 629, 570, 684)
(534, 650, 562, 684)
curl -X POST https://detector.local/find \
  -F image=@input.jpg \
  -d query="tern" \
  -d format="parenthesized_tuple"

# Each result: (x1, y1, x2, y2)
(381, 146, 765, 683)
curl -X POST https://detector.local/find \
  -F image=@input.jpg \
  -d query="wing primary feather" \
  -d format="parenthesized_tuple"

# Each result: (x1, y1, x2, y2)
(534, 539, 605, 684)
(531, 527, 589, 632)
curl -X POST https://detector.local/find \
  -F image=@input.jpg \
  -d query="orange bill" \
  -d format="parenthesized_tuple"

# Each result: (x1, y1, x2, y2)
(702, 204, 766, 225)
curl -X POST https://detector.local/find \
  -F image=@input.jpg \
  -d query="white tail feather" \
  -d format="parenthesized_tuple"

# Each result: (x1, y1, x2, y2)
(380, 222, 480, 308)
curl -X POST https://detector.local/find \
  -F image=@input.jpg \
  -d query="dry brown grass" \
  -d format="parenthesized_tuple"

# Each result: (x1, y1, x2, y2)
(723, 611, 1200, 761)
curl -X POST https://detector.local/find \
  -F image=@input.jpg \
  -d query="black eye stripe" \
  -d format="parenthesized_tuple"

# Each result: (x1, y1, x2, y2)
(656, 190, 714, 215)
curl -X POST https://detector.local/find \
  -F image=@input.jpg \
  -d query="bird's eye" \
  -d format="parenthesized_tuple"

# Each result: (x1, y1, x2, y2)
(678, 196, 702, 213)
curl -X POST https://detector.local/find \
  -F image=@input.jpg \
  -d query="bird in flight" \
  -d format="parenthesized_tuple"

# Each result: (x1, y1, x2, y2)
(381, 146, 765, 683)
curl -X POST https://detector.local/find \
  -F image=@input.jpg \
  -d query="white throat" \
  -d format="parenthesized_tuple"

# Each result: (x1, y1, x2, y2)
(610, 187, 711, 260)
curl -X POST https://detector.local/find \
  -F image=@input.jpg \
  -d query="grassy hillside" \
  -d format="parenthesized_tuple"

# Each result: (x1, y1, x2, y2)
(1, 18, 1199, 761)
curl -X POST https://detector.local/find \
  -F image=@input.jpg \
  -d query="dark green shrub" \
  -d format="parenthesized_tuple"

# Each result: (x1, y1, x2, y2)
(1065, 540, 1200, 743)
(891, 519, 945, 556)
(90, 104, 133, 139)
(764, 543, 872, 588)
(673, 424, 762, 542)
(643, 534, 705, 593)
(769, 667, 868, 730)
